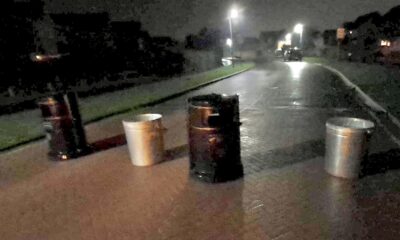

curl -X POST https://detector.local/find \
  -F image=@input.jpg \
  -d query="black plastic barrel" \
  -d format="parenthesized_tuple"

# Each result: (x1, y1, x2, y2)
(188, 93, 243, 183)
(39, 92, 90, 160)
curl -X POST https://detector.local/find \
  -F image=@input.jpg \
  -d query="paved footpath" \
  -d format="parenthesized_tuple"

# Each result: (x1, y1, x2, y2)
(1, 61, 400, 239)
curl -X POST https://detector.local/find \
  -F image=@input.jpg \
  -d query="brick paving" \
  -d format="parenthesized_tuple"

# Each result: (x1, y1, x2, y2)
(0, 62, 399, 239)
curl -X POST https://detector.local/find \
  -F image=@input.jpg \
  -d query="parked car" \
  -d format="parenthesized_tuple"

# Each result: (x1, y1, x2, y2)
(274, 49, 284, 58)
(283, 48, 303, 61)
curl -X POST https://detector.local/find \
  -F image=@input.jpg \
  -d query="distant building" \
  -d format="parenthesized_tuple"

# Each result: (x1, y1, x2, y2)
(238, 37, 263, 59)
(377, 36, 400, 65)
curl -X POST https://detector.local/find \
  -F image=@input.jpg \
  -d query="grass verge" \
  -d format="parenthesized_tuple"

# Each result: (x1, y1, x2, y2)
(0, 63, 254, 151)
(305, 57, 400, 117)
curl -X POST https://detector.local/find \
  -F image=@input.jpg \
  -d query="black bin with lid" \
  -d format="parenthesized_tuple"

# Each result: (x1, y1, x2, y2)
(39, 92, 90, 160)
(188, 93, 243, 183)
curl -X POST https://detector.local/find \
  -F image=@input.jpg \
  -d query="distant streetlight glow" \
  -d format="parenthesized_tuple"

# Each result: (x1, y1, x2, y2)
(35, 55, 43, 61)
(32, 53, 62, 62)
(285, 33, 292, 41)
(229, 8, 239, 19)
(226, 38, 233, 47)
(294, 24, 303, 34)
(294, 23, 303, 48)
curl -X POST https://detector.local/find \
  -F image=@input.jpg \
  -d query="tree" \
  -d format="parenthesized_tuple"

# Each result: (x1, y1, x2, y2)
(382, 5, 400, 38)
(143, 36, 184, 76)
(185, 27, 222, 51)
(184, 27, 223, 68)
(0, 0, 44, 93)
(110, 21, 151, 73)
(322, 30, 337, 46)
(51, 13, 114, 85)
(341, 11, 384, 62)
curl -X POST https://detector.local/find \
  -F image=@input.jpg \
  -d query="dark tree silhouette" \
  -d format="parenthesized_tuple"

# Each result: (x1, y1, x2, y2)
(382, 6, 400, 38)
(50, 13, 114, 86)
(184, 27, 223, 68)
(342, 11, 384, 62)
(0, 0, 44, 94)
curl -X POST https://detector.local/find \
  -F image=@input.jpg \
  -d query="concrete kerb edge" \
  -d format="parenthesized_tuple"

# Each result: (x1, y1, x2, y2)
(0, 65, 254, 153)
(84, 64, 254, 124)
(317, 64, 387, 113)
(313, 63, 400, 146)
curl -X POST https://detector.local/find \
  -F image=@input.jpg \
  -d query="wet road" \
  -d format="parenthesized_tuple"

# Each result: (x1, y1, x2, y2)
(146, 61, 395, 168)
(1, 61, 400, 239)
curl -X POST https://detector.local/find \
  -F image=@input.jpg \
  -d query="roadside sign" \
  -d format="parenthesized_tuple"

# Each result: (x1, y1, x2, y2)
(337, 28, 345, 40)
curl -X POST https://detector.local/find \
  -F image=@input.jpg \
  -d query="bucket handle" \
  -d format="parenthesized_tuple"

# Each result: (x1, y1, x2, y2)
(156, 124, 167, 132)
(366, 129, 374, 136)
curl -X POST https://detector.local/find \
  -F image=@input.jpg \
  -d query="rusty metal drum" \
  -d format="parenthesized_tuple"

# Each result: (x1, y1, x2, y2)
(188, 94, 243, 183)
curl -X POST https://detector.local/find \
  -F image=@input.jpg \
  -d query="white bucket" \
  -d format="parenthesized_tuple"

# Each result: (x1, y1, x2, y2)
(122, 114, 165, 166)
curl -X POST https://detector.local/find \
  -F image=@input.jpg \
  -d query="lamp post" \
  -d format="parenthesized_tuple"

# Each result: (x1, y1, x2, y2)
(226, 38, 233, 47)
(228, 8, 238, 66)
(294, 23, 303, 48)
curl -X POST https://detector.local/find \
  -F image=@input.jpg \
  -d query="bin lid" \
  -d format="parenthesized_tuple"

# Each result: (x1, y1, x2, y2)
(188, 94, 221, 109)
(188, 94, 239, 128)
(122, 114, 162, 130)
(38, 96, 70, 118)
(326, 117, 375, 132)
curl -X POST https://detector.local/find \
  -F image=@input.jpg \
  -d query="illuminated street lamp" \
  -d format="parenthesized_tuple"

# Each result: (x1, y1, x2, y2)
(230, 8, 239, 19)
(228, 8, 239, 65)
(294, 23, 303, 47)
(226, 38, 233, 47)
(31, 53, 62, 63)
(35, 55, 44, 61)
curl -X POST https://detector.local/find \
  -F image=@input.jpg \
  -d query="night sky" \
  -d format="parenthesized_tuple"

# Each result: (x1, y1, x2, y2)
(45, 0, 400, 39)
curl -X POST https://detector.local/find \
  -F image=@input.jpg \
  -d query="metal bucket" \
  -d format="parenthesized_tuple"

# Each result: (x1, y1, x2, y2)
(325, 117, 375, 179)
(122, 114, 165, 166)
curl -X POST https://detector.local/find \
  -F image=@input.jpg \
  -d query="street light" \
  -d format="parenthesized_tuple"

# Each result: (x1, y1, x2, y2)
(230, 8, 239, 19)
(226, 38, 233, 47)
(228, 8, 239, 65)
(294, 23, 303, 48)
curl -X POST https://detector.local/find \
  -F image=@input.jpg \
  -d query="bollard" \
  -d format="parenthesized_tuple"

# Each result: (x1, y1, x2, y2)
(123, 114, 165, 166)
(188, 93, 243, 183)
(39, 92, 90, 160)
(325, 117, 375, 179)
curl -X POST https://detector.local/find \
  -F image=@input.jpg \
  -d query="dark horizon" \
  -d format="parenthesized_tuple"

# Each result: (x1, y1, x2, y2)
(44, 0, 400, 39)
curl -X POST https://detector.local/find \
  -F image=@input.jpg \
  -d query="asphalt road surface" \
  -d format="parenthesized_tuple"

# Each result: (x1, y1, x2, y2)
(1, 61, 399, 240)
